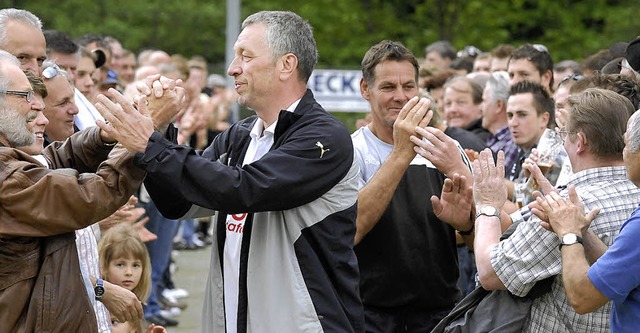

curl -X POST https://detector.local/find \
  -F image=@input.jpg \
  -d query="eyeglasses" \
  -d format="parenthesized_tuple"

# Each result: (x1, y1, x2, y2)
(0, 90, 35, 103)
(555, 128, 576, 143)
(559, 74, 584, 86)
(42, 63, 61, 79)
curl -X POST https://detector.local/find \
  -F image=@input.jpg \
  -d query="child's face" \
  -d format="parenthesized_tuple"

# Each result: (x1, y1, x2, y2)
(106, 256, 143, 291)
(111, 318, 136, 333)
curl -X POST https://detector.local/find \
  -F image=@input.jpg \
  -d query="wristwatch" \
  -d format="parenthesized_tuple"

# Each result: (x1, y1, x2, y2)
(94, 278, 105, 302)
(475, 206, 500, 219)
(559, 233, 583, 249)
(457, 221, 474, 236)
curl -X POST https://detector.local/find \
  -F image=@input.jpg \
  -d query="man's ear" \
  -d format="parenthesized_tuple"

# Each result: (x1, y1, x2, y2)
(541, 70, 553, 91)
(541, 111, 551, 127)
(279, 53, 298, 80)
(360, 77, 370, 101)
(576, 131, 587, 153)
(496, 99, 506, 114)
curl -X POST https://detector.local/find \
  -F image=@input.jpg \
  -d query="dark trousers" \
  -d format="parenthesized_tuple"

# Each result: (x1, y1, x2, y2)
(364, 304, 453, 333)
(457, 246, 477, 296)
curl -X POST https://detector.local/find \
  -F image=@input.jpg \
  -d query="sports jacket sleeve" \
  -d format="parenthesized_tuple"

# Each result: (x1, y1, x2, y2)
(136, 107, 354, 219)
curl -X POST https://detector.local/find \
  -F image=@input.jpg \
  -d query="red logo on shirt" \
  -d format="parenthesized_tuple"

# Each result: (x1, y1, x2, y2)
(226, 213, 247, 234)
(226, 222, 244, 234)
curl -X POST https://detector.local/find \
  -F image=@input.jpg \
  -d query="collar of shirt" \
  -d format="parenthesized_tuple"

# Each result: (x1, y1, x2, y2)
(565, 165, 627, 189)
(249, 98, 301, 140)
(244, 98, 302, 166)
(494, 125, 511, 140)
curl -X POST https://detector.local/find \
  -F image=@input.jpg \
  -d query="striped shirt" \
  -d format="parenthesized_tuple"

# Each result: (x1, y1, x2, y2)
(76, 226, 112, 333)
(492, 166, 640, 333)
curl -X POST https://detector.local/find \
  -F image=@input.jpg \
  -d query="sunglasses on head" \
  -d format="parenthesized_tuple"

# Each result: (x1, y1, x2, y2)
(42, 64, 62, 79)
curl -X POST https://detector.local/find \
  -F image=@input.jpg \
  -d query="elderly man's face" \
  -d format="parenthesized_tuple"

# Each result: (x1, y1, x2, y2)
(443, 83, 482, 128)
(0, 64, 40, 147)
(0, 20, 46, 76)
(18, 73, 48, 156)
(48, 51, 79, 84)
(118, 53, 136, 84)
(227, 22, 278, 111)
(426, 51, 451, 71)
(43, 75, 79, 141)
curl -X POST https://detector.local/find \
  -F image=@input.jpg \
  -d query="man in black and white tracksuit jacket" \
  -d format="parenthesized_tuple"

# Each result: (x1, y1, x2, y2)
(111, 11, 364, 333)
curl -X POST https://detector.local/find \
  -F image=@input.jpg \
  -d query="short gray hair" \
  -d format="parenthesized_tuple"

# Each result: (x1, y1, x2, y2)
(486, 71, 510, 103)
(425, 40, 456, 60)
(628, 111, 640, 153)
(0, 50, 20, 105)
(0, 8, 42, 47)
(242, 11, 318, 82)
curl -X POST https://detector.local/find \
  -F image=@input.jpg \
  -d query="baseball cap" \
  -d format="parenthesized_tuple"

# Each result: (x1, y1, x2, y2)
(103, 70, 120, 86)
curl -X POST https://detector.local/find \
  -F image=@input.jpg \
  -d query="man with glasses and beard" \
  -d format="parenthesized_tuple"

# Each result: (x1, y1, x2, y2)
(0, 50, 182, 332)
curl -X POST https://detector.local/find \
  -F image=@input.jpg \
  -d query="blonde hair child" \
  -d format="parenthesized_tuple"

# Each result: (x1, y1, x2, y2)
(99, 224, 155, 333)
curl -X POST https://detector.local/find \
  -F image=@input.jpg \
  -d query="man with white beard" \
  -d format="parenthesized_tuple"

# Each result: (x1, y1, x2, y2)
(0, 50, 156, 332)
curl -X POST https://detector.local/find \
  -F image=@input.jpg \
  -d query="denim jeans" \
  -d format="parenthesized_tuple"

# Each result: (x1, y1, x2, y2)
(142, 200, 179, 317)
(180, 219, 197, 245)
(457, 246, 477, 296)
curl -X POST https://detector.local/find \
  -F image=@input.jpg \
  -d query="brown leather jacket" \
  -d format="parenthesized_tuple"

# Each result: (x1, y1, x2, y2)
(0, 127, 145, 332)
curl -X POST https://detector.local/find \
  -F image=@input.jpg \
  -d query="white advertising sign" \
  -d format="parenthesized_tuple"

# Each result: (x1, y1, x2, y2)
(307, 69, 370, 113)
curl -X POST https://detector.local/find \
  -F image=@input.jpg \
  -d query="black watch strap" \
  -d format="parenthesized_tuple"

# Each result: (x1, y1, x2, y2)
(458, 222, 475, 236)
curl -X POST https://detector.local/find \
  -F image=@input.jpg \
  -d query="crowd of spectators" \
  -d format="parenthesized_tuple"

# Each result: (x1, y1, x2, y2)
(1, 5, 640, 333)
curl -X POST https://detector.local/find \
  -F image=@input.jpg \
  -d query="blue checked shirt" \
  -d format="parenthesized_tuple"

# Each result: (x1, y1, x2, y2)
(495, 166, 640, 333)
(487, 125, 519, 174)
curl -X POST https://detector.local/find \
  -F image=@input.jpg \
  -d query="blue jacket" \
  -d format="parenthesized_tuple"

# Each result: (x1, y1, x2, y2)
(135, 90, 364, 332)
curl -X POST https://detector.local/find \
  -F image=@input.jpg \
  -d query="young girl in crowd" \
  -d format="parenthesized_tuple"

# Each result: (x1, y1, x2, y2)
(99, 224, 165, 333)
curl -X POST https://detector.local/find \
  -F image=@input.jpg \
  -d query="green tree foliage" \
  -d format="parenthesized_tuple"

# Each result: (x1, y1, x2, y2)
(6, 0, 640, 69)
(13, 0, 226, 63)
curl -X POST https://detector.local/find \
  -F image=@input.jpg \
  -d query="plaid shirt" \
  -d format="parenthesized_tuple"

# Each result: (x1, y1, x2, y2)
(487, 125, 519, 174)
(494, 166, 640, 333)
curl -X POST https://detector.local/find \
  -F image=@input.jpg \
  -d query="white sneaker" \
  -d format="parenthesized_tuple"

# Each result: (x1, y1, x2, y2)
(163, 288, 189, 299)
(191, 234, 205, 247)
(159, 307, 182, 318)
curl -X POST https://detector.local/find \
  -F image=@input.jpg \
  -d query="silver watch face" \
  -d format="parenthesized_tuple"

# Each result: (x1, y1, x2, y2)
(562, 233, 578, 244)
(480, 206, 499, 216)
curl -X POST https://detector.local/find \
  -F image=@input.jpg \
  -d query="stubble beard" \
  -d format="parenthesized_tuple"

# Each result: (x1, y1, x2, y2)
(0, 107, 35, 147)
